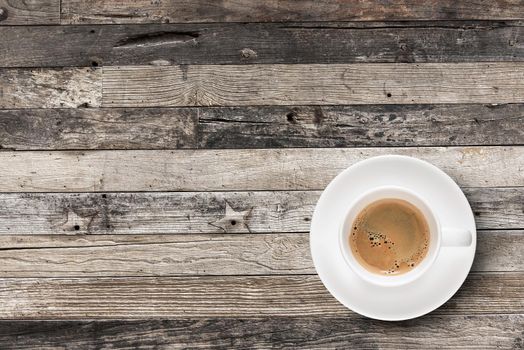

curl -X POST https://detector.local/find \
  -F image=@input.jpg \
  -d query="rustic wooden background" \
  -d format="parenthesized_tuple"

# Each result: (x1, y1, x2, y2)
(0, 0, 523, 348)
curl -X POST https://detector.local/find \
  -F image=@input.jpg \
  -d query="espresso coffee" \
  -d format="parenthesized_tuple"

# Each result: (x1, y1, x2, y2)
(349, 198, 430, 275)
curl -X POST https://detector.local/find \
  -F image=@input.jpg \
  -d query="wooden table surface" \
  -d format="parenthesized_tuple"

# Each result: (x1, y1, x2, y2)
(0, 1, 523, 348)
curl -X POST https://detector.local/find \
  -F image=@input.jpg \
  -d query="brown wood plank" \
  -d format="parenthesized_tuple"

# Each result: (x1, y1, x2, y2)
(0, 147, 521, 192)
(0, 230, 518, 277)
(0, 273, 520, 319)
(0, 189, 520, 235)
(0, 68, 101, 109)
(60, 0, 524, 24)
(1, 22, 523, 67)
(102, 63, 524, 107)
(0, 0, 59, 25)
(0, 108, 198, 150)
(0, 315, 522, 349)
(2, 104, 522, 150)
(198, 104, 524, 149)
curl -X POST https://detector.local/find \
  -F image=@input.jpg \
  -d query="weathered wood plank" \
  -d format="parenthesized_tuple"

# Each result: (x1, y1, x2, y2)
(473, 231, 524, 272)
(0, 315, 522, 349)
(198, 104, 524, 148)
(0, 108, 197, 150)
(2, 22, 523, 67)
(60, 0, 524, 24)
(102, 63, 524, 107)
(0, 274, 521, 319)
(465, 188, 524, 229)
(0, 147, 521, 192)
(0, 0, 59, 25)
(0, 68, 101, 109)
(0, 189, 520, 235)
(0, 230, 518, 277)
(0, 234, 312, 277)
(2, 104, 522, 150)
(5, 64, 519, 109)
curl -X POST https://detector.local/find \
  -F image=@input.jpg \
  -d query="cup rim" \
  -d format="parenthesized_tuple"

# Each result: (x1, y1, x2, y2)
(339, 185, 441, 287)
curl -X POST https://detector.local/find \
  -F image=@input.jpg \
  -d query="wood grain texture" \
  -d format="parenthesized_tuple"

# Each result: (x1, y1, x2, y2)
(0, 68, 101, 109)
(0, 273, 521, 319)
(0, 147, 521, 192)
(102, 63, 524, 107)
(0, 315, 522, 349)
(0, 230, 519, 277)
(1, 22, 523, 67)
(2, 104, 522, 150)
(198, 104, 524, 148)
(0, 108, 197, 150)
(0, 234, 312, 277)
(60, 0, 524, 24)
(0, 188, 520, 235)
(473, 231, 524, 272)
(0, 0, 59, 25)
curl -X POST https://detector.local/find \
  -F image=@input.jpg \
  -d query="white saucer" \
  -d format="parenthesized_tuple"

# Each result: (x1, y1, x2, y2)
(310, 155, 476, 321)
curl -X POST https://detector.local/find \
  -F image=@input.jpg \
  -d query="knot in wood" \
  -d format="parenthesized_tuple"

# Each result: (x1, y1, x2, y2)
(240, 48, 258, 61)
(0, 7, 7, 21)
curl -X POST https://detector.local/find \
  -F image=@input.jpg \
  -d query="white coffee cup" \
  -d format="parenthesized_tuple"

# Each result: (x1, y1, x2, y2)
(339, 185, 472, 287)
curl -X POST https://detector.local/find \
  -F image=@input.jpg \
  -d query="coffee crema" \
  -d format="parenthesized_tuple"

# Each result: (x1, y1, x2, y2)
(349, 198, 430, 276)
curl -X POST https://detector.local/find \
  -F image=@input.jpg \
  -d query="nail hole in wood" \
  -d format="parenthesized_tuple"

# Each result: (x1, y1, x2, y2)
(230, 220, 237, 226)
(74, 225, 80, 231)
(286, 111, 297, 124)
(386, 93, 392, 98)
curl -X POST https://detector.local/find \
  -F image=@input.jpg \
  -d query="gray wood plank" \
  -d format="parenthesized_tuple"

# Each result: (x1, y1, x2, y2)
(0, 68, 101, 109)
(473, 230, 524, 273)
(0, 147, 521, 192)
(2, 104, 522, 150)
(0, 189, 520, 235)
(102, 63, 524, 107)
(0, 0, 59, 25)
(0, 108, 198, 150)
(0, 234, 312, 277)
(3, 64, 522, 109)
(0, 315, 522, 349)
(198, 104, 524, 148)
(1, 22, 523, 67)
(60, 0, 524, 24)
(0, 273, 520, 318)
(0, 230, 518, 277)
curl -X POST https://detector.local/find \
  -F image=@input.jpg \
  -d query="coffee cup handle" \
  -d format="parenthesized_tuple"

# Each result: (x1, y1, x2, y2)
(441, 228, 473, 247)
